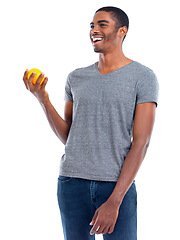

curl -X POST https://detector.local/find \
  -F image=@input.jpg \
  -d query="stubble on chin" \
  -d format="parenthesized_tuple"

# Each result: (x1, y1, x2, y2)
(93, 46, 104, 53)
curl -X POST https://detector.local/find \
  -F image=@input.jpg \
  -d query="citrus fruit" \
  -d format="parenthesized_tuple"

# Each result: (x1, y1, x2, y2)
(27, 68, 45, 85)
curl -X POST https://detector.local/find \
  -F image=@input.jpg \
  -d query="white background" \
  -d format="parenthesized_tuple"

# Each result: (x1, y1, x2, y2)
(0, 0, 179, 239)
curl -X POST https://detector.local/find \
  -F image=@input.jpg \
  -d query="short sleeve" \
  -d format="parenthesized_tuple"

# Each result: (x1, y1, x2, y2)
(64, 73, 73, 102)
(136, 70, 159, 107)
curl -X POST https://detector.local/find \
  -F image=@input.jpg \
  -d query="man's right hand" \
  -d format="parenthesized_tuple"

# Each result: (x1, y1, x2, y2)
(23, 69, 49, 104)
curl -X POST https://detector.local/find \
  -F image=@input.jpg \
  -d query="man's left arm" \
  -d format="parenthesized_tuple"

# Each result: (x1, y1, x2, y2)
(90, 102, 157, 235)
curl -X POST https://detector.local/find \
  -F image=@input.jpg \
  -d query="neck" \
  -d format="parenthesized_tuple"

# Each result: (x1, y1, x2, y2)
(98, 47, 132, 75)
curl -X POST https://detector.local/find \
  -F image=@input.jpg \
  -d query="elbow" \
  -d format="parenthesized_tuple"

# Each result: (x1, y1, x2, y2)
(58, 136, 68, 145)
(59, 133, 69, 145)
(59, 123, 71, 145)
(132, 138, 150, 151)
(61, 129, 71, 145)
(143, 138, 150, 149)
(144, 140, 150, 151)
(63, 136, 68, 145)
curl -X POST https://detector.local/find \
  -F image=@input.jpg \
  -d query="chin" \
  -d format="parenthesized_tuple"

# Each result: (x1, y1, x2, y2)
(93, 47, 103, 53)
(94, 49, 100, 53)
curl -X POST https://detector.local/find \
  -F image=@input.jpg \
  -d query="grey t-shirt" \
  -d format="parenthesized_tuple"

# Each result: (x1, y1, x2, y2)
(59, 61, 159, 182)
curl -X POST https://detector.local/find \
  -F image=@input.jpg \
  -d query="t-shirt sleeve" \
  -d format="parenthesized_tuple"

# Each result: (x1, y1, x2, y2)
(64, 74, 73, 102)
(136, 70, 159, 107)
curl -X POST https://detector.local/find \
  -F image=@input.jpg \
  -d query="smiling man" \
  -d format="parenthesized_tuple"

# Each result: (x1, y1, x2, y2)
(23, 6, 159, 240)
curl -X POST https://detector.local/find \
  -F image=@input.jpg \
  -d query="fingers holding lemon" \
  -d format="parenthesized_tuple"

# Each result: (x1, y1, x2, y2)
(24, 68, 49, 103)
(27, 68, 45, 85)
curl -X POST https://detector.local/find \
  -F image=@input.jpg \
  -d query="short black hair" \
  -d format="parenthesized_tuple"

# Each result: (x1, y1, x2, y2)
(95, 6, 129, 41)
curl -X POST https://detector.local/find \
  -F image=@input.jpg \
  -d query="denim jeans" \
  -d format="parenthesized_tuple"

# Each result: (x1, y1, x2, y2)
(57, 176, 137, 240)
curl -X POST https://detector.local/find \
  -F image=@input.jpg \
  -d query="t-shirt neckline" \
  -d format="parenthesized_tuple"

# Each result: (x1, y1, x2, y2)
(94, 61, 136, 76)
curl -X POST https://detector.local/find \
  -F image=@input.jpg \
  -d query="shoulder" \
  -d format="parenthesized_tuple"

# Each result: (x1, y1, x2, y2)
(132, 61, 157, 79)
(131, 61, 159, 92)
(133, 61, 159, 93)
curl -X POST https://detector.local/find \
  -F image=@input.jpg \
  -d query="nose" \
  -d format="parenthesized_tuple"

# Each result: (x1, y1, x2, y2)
(90, 25, 100, 35)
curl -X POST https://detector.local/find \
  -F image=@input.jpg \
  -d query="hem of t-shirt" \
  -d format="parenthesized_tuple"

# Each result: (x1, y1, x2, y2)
(59, 170, 118, 182)
(136, 99, 158, 107)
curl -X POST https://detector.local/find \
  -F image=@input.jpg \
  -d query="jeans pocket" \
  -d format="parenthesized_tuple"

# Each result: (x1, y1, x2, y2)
(58, 175, 72, 183)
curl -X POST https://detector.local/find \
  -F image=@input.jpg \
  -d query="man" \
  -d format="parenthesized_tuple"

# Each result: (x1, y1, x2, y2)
(23, 6, 159, 240)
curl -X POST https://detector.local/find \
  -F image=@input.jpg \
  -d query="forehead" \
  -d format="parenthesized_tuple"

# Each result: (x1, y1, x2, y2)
(91, 11, 115, 24)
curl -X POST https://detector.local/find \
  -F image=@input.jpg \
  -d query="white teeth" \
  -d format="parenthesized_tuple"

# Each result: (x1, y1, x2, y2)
(92, 37, 103, 42)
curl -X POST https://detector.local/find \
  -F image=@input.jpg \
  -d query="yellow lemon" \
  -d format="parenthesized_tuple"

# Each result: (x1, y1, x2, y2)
(27, 68, 45, 85)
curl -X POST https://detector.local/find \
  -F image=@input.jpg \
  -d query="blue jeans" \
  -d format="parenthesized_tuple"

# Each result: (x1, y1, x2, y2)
(57, 176, 137, 240)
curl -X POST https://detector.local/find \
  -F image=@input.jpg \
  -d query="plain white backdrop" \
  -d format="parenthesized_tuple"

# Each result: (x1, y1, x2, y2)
(0, 0, 180, 239)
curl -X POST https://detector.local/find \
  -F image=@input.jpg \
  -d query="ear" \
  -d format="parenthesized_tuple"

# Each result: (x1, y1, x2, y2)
(117, 26, 128, 39)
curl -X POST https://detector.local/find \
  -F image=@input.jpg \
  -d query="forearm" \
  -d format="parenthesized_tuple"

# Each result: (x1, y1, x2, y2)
(40, 97, 70, 145)
(110, 141, 149, 206)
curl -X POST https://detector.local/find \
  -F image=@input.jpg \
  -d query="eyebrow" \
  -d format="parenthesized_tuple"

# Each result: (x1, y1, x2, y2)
(90, 20, 109, 25)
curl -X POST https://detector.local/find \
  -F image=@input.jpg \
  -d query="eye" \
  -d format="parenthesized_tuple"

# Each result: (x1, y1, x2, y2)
(90, 25, 94, 29)
(100, 24, 107, 27)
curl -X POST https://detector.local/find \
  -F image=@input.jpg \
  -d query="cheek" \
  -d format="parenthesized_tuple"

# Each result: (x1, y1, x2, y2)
(106, 31, 117, 42)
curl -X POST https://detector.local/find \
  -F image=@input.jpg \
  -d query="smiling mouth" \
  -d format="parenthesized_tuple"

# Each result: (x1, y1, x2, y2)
(92, 37, 103, 45)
